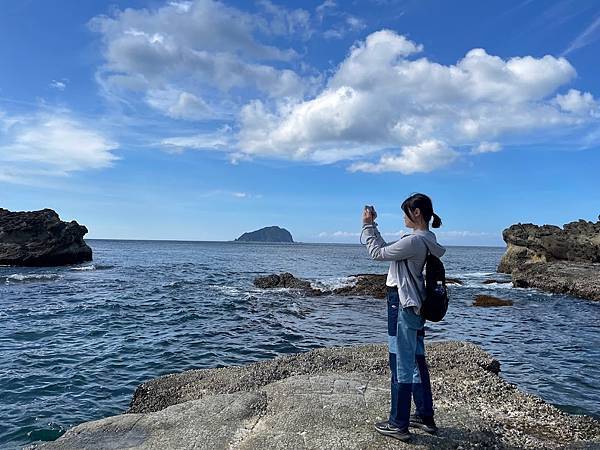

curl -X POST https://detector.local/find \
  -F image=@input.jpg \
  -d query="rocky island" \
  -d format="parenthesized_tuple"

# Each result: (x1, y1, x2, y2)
(235, 226, 294, 243)
(40, 342, 600, 449)
(498, 217, 600, 301)
(0, 208, 92, 266)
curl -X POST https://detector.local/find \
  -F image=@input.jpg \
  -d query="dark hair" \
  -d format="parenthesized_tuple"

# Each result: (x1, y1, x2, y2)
(401, 193, 442, 228)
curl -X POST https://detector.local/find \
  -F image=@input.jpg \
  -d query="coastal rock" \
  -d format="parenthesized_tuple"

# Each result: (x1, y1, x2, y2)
(512, 261, 600, 301)
(41, 342, 600, 449)
(254, 273, 462, 299)
(473, 295, 514, 307)
(0, 208, 92, 266)
(253, 272, 325, 296)
(235, 226, 294, 243)
(498, 218, 600, 301)
(498, 219, 600, 272)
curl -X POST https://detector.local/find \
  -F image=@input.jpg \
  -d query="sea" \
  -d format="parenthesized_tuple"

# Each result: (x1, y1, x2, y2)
(1, 240, 599, 449)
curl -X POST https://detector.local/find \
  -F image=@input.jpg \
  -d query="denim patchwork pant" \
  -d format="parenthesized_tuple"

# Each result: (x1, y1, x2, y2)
(386, 287, 434, 429)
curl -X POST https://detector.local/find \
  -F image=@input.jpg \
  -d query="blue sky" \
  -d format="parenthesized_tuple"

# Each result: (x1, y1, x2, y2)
(1, 0, 599, 246)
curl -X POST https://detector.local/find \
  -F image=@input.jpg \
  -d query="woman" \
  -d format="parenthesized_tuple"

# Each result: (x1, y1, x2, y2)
(361, 193, 445, 442)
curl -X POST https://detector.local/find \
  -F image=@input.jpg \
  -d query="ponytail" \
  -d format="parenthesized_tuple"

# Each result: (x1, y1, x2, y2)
(431, 213, 442, 228)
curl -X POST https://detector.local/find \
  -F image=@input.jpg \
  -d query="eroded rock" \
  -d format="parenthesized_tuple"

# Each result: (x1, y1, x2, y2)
(0, 208, 92, 266)
(498, 218, 600, 301)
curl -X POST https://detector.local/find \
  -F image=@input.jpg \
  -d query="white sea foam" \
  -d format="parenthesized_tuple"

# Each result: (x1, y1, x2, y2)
(5, 273, 61, 283)
(311, 276, 358, 291)
(71, 265, 96, 271)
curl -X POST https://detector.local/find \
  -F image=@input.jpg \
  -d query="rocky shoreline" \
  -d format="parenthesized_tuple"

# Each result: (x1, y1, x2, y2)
(39, 342, 599, 449)
(498, 218, 600, 301)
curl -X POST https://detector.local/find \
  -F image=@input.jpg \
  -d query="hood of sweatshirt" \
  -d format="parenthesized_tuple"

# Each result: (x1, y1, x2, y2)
(413, 229, 446, 258)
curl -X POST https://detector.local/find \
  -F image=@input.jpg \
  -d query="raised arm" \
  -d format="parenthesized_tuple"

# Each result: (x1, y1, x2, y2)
(362, 223, 418, 261)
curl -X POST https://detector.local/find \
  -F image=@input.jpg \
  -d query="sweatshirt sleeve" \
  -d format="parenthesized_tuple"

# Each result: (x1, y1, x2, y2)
(362, 223, 419, 261)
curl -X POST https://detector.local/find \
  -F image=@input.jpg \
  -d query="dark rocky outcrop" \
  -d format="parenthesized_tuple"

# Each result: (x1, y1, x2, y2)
(235, 226, 293, 243)
(0, 208, 92, 266)
(254, 273, 462, 299)
(498, 218, 600, 301)
(473, 295, 513, 307)
(41, 342, 600, 449)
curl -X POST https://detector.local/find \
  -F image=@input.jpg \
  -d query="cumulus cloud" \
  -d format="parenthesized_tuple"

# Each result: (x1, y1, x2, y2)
(349, 140, 458, 174)
(237, 30, 598, 172)
(90, 0, 311, 119)
(0, 111, 118, 183)
(89, 1, 599, 174)
(555, 89, 599, 116)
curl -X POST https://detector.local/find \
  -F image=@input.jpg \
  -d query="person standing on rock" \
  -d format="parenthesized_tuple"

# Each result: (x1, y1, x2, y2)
(361, 193, 446, 442)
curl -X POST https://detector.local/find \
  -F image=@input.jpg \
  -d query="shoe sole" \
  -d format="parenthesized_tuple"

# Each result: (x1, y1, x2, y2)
(409, 422, 438, 434)
(374, 427, 411, 441)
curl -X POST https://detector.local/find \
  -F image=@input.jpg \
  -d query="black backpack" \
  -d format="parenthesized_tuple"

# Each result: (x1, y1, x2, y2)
(403, 243, 449, 322)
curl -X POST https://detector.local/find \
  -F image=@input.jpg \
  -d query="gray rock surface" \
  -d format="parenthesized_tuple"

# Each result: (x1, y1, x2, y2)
(498, 218, 600, 301)
(235, 226, 294, 243)
(0, 208, 92, 266)
(512, 261, 600, 301)
(40, 342, 599, 449)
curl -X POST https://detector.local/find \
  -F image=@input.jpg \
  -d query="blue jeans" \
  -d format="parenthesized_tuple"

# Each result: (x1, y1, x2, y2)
(386, 287, 434, 429)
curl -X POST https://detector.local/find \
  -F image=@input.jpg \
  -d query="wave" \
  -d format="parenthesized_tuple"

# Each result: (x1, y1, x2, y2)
(70, 264, 114, 271)
(4, 273, 61, 283)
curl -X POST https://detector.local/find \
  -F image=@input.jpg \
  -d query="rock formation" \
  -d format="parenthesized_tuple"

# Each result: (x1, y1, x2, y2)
(40, 342, 600, 449)
(235, 226, 294, 243)
(254, 273, 463, 299)
(473, 295, 513, 307)
(498, 218, 600, 301)
(0, 208, 92, 266)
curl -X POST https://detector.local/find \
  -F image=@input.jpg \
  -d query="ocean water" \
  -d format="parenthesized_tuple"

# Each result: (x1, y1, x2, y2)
(1, 240, 599, 449)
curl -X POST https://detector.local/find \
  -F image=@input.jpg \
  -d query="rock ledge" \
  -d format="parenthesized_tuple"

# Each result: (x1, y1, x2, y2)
(40, 342, 599, 449)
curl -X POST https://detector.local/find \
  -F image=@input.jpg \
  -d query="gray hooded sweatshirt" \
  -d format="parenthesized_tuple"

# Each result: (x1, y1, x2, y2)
(362, 223, 446, 313)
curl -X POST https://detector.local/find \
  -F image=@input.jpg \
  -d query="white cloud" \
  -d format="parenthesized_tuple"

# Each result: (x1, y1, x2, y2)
(50, 79, 67, 91)
(236, 30, 598, 172)
(88, 1, 599, 174)
(562, 14, 600, 56)
(555, 89, 599, 116)
(0, 111, 118, 183)
(471, 141, 502, 155)
(146, 88, 213, 120)
(160, 126, 233, 153)
(90, 0, 311, 118)
(349, 140, 458, 173)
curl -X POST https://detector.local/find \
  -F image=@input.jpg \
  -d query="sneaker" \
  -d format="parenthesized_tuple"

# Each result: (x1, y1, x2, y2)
(409, 414, 438, 434)
(374, 421, 411, 441)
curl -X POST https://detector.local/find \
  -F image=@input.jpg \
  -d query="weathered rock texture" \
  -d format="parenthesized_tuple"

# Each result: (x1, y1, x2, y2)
(498, 218, 600, 301)
(0, 208, 92, 266)
(254, 273, 461, 299)
(235, 226, 294, 243)
(41, 342, 599, 450)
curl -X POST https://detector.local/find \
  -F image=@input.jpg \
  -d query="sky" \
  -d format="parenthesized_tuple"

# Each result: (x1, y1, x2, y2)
(1, 0, 599, 246)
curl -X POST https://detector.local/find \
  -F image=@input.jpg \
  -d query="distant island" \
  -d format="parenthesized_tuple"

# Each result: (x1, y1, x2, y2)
(235, 226, 294, 243)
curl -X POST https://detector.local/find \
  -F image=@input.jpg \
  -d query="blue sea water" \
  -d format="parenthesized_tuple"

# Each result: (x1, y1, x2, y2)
(1, 240, 599, 449)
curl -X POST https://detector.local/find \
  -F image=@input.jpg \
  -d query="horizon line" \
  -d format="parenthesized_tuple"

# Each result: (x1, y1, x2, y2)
(84, 238, 506, 248)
